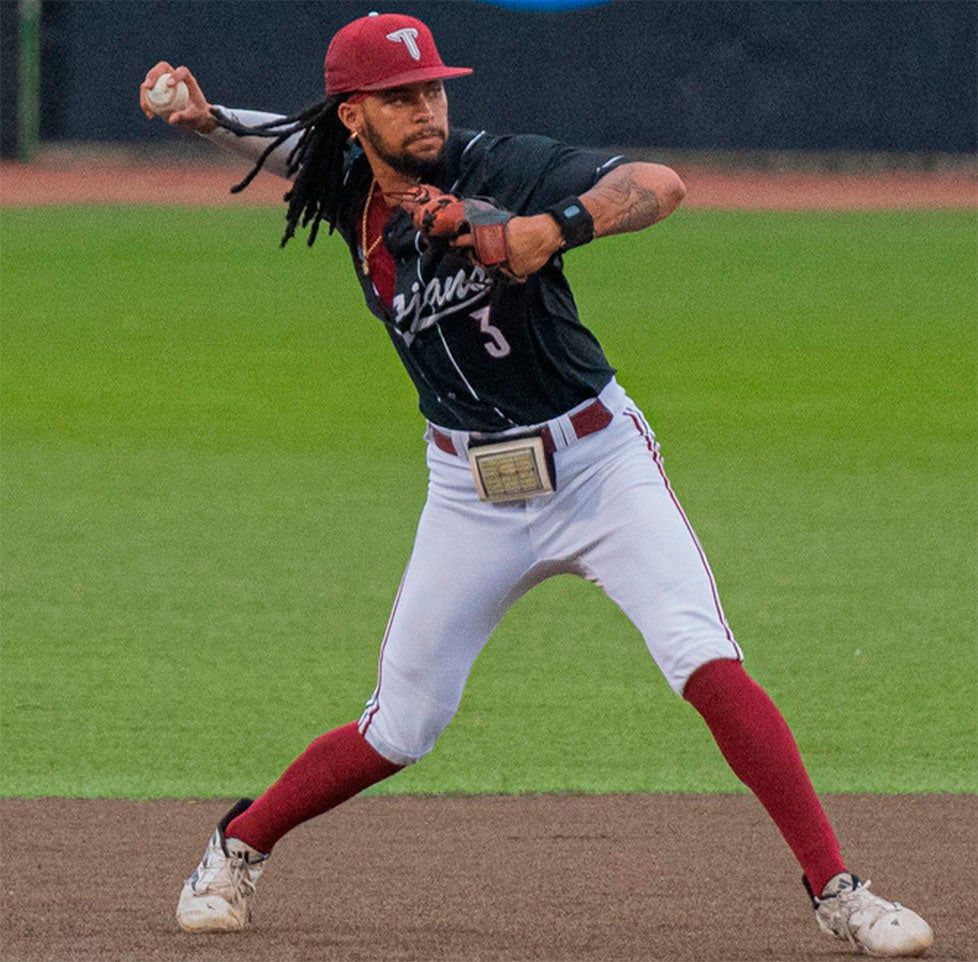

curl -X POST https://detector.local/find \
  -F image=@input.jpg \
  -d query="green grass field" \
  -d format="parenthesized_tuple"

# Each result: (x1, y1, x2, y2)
(2, 206, 975, 798)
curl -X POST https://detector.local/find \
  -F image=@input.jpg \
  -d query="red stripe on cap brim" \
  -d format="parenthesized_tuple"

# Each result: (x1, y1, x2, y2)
(331, 65, 472, 95)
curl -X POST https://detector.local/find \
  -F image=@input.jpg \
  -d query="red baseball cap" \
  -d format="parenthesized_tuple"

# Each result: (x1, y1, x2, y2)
(325, 12, 473, 96)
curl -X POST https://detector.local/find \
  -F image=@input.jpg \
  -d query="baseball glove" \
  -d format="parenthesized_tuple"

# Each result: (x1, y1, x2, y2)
(400, 185, 524, 280)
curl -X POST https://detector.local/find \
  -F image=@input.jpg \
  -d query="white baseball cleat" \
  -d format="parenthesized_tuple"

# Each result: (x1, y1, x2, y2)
(807, 872, 934, 957)
(176, 798, 269, 933)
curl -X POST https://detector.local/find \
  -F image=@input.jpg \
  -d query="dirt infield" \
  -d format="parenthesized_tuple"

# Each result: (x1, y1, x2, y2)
(1, 162, 975, 209)
(1, 794, 974, 962)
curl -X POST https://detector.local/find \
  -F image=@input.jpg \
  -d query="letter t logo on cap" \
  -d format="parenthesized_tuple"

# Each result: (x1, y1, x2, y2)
(386, 27, 421, 60)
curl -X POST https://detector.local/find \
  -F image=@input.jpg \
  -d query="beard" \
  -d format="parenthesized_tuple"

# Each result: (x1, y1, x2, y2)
(360, 116, 447, 181)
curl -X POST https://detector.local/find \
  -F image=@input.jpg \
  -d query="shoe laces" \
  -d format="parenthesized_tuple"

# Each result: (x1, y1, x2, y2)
(819, 878, 904, 946)
(833, 879, 903, 912)
(199, 853, 256, 904)
(224, 855, 257, 899)
(191, 836, 259, 903)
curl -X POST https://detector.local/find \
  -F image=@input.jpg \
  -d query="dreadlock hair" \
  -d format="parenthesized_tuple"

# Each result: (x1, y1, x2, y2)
(210, 97, 353, 248)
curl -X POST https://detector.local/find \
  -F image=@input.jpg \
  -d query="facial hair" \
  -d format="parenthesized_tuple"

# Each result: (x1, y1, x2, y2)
(360, 115, 446, 181)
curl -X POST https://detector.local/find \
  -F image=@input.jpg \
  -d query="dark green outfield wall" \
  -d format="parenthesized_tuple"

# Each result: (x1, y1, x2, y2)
(1, 0, 976, 157)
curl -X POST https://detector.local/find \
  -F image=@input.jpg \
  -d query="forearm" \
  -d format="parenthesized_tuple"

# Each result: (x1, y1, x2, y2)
(199, 107, 300, 180)
(579, 162, 686, 237)
(506, 162, 686, 275)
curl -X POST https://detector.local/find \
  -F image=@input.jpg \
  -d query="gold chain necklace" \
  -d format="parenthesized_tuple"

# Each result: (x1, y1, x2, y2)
(360, 179, 384, 276)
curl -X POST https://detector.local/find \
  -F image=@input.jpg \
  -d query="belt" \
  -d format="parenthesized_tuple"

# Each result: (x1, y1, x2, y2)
(431, 398, 614, 458)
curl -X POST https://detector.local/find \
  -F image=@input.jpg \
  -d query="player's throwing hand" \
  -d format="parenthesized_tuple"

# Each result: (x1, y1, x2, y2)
(139, 62, 216, 133)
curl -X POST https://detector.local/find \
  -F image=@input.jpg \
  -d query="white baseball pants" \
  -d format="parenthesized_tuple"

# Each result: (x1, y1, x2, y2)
(358, 379, 743, 766)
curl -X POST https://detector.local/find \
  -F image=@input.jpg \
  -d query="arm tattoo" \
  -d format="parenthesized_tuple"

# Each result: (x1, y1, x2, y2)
(582, 165, 661, 237)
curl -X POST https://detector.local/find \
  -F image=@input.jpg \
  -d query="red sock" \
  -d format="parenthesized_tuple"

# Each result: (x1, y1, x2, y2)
(226, 721, 401, 854)
(684, 659, 846, 895)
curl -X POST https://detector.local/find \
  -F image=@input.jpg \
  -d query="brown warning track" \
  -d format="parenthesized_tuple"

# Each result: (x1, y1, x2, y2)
(0, 794, 974, 962)
(1, 162, 976, 210)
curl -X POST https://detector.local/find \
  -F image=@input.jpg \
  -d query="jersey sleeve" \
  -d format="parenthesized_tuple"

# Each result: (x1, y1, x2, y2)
(476, 134, 628, 215)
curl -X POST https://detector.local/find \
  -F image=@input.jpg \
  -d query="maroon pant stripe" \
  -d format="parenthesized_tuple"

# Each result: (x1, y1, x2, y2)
(359, 566, 409, 736)
(623, 410, 741, 657)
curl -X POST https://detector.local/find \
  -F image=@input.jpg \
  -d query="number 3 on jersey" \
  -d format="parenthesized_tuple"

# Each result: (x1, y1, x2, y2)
(471, 306, 511, 359)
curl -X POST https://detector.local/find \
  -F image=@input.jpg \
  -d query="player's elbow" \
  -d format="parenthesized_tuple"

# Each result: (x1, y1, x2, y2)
(643, 164, 686, 222)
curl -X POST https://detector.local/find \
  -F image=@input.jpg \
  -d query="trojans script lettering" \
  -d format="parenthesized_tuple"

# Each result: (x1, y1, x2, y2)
(392, 264, 494, 346)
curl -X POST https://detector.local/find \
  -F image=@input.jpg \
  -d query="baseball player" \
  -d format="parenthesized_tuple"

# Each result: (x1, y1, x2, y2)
(140, 12, 933, 957)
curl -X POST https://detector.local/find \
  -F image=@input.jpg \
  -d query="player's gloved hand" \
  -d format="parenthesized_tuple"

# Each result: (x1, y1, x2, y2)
(400, 185, 521, 279)
(399, 186, 564, 281)
(139, 61, 217, 133)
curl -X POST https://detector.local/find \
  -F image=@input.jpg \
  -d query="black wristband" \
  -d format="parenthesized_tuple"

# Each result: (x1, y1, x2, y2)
(545, 196, 594, 250)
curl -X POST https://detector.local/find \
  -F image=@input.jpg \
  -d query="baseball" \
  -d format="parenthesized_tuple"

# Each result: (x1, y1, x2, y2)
(147, 73, 189, 116)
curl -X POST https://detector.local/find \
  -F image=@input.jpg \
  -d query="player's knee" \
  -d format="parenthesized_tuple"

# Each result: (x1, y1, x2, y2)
(362, 700, 456, 766)
(665, 640, 745, 696)
(358, 663, 460, 766)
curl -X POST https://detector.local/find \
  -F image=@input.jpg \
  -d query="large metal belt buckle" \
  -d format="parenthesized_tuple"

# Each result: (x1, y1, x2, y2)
(467, 435, 555, 503)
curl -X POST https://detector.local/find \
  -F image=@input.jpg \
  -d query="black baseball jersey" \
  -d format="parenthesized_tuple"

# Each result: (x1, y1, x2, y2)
(335, 128, 628, 432)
